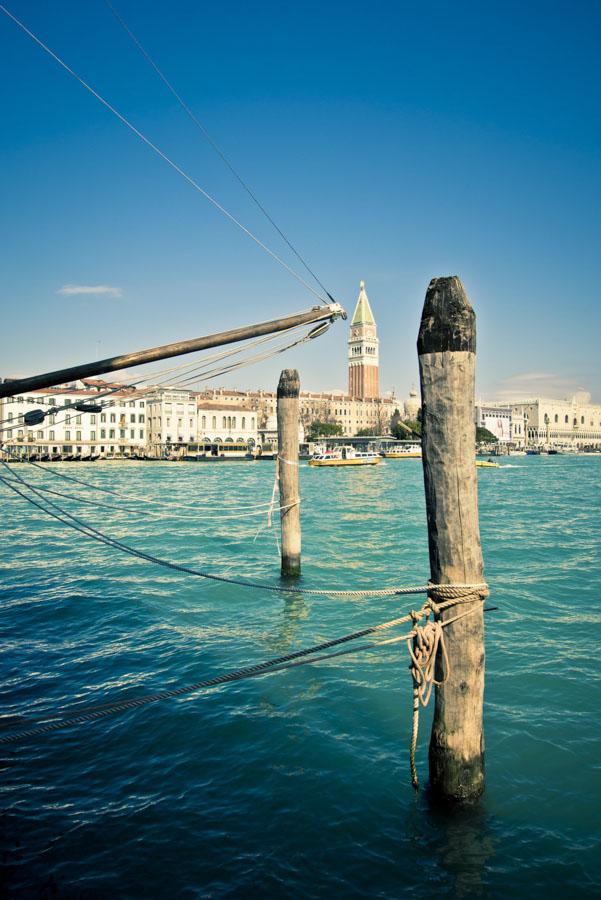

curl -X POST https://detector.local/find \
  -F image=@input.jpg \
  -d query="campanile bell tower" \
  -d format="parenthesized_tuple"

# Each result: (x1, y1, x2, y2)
(348, 280, 380, 399)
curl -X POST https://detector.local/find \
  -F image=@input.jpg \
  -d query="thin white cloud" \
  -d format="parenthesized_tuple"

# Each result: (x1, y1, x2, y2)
(56, 284, 123, 298)
(492, 371, 581, 400)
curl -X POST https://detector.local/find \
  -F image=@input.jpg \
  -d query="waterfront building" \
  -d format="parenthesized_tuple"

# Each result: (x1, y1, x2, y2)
(198, 388, 397, 438)
(475, 404, 512, 443)
(0, 385, 147, 459)
(145, 388, 260, 457)
(348, 280, 380, 399)
(146, 388, 198, 457)
(500, 393, 601, 449)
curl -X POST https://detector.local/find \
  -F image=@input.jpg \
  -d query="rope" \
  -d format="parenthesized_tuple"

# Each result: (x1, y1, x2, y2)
(406, 589, 488, 789)
(104, 0, 335, 304)
(4, 455, 284, 512)
(1, 463, 488, 599)
(0, 4, 330, 305)
(0, 594, 488, 746)
(0, 468, 299, 521)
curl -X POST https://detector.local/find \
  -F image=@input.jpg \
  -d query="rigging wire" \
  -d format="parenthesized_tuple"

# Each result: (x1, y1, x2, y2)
(0, 469, 298, 520)
(0, 324, 298, 428)
(104, 0, 335, 304)
(0, 3, 330, 305)
(0, 320, 318, 434)
(0, 464, 435, 597)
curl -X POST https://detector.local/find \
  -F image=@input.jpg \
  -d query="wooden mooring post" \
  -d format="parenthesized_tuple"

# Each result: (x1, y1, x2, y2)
(277, 369, 301, 577)
(418, 276, 485, 802)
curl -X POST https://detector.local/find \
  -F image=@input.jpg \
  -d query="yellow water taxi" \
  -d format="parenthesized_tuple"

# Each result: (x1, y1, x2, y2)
(476, 459, 500, 468)
(308, 447, 381, 467)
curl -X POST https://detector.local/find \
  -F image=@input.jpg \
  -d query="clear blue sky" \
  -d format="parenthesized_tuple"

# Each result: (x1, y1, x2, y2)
(1, 0, 599, 401)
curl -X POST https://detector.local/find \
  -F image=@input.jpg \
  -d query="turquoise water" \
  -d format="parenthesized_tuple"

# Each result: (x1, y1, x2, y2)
(1, 456, 600, 897)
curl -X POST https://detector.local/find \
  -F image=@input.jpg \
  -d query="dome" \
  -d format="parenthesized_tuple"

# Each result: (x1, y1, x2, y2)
(404, 387, 420, 419)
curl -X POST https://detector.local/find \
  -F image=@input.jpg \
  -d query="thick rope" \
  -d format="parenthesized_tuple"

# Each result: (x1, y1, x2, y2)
(0, 592, 488, 747)
(1, 466, 488, 599)
(407, 588, 488, 789)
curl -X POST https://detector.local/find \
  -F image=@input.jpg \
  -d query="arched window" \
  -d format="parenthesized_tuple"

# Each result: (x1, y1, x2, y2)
(222, 416, 227, 428)
(565, 415, 569, 424)
(201, 415, 206, 428)
(227, 416, 232, 429)
(232, 417, 236, 429)
(554, 414, 558, 423)
(212, 416, 217, 429)
(242, 416, 246, 429)
(581, 416, 585, 424)
(251, 417, 255, 429)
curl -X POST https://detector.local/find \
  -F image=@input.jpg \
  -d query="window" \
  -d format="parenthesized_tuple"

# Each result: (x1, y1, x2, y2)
(76, 431, 82, 441)
(139, 429, 144, 439)
(91, 415, 96, 425)
(65, 415, 71, 425)
(223, 416, 227, 428)
(91, 431, 96, 440)
(581, 416, 585, 425)
(201, 415, 206, 428)
(130, 414, 136, 423)
(232, 417, 236, 429)
(120, 429, 126, 439)
(76, 415, 82, 425)
(242, 416, 246, 429)
(110, 413, 116, 424)
(565, 415, 569, 423)
(212, 416, 217, 429)
(109, 429, 115, 439)
(139, 414, 145, 423)
(101, 429, 106, 439)
(554, 414, 558, 423)
(101, 413, 106, 423)
(130, 429, 135, 439)
(37, 430, 43, 439)
(49, 431, 55, 440)
(140, 402, 145, 408)
(65, 430, 71, 440)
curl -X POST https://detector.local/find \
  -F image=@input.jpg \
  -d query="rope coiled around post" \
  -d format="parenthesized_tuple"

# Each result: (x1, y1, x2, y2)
(407, 583, 489, 789)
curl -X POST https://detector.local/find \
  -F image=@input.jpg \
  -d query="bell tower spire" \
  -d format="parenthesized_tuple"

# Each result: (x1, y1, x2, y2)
(348, 280, 380, 399)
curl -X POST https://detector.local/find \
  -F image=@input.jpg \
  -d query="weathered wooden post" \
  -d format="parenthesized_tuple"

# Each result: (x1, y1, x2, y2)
(417, 276, 486, 802)
(277, 369, 301, 576)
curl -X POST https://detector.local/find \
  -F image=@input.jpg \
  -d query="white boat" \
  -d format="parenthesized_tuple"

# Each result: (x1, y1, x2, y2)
(380, 442, 422, 459)
(308, 446, 381, 467)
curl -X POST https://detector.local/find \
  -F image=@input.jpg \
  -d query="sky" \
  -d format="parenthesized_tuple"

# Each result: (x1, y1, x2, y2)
(1, 0, 600, 402)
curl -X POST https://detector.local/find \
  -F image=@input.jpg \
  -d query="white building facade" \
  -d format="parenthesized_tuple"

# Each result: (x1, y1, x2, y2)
(503, 393, 601, 449)
(0, 385, 147, 459)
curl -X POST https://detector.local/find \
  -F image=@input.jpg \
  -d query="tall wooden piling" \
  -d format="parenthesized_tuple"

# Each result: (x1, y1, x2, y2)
(417, 276, 485, 802)
(277, 369, 301, 576)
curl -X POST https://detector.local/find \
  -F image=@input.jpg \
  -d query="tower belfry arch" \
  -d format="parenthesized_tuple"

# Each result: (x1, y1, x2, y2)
(348, 280, 380, 399)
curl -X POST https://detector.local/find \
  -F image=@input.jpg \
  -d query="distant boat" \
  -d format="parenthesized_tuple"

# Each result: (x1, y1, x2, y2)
(308, 446, 381, 467)
(476, 459, 500, 468)
(526, 449, 541, 455)
(381, 443, 422, 459)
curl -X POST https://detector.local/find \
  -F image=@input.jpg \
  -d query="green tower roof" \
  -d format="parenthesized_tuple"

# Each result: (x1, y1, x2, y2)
(351, 280, 375, 326)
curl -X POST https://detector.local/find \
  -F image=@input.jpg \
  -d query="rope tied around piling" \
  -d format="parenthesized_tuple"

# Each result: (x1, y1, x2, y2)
(408, 583, 489, 790)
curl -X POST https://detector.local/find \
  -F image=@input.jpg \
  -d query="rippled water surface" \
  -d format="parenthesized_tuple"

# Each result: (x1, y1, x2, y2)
(1, 456, 600, 897)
